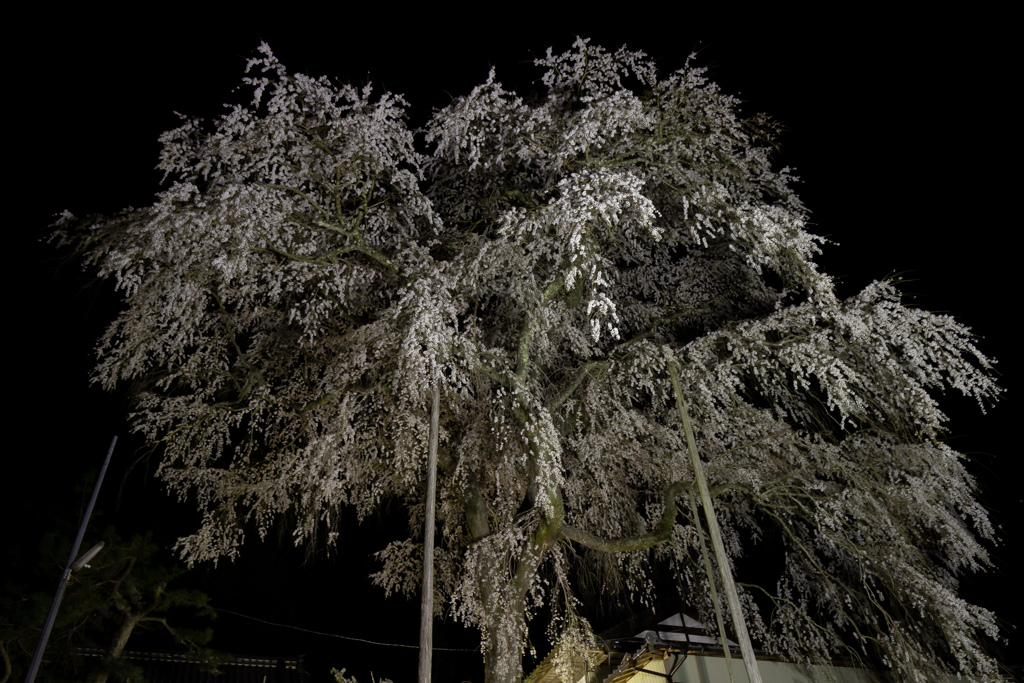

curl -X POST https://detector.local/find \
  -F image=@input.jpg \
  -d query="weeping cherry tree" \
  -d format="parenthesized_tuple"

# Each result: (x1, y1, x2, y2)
(54, 39, 1002, 683)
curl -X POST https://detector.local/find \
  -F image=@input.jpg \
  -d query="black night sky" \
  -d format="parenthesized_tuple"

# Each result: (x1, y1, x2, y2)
(9, 10, 1019, 682)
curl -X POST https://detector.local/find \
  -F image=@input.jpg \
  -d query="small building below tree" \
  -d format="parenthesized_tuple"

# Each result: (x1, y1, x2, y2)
(526, 606, 1018, 683)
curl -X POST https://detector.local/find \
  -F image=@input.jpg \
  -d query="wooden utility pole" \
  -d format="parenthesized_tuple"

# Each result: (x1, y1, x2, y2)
(669, 363, 763, 683)
(689, 492, 736, 683)
(418, 385, 440, 683)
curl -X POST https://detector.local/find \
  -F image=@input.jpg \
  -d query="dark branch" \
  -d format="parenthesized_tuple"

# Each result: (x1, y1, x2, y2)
(561, 482, 686, 553)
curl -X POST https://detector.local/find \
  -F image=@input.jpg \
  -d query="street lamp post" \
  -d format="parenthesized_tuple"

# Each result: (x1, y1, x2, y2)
(25, 436, 117, 683)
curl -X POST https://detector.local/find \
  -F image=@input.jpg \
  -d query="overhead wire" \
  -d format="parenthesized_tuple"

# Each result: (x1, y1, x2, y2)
(212, 606, 479, 652)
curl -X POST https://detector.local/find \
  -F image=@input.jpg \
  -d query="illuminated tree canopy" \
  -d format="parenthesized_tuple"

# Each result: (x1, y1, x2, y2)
(56, 39, 1002, 683)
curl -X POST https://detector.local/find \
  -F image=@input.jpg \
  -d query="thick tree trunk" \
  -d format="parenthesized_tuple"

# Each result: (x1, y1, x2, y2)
(1, 640, 11, 683)
(91, 615, 137, 683)
(482, 608, 528, 683)
(480, 511, 562, 683)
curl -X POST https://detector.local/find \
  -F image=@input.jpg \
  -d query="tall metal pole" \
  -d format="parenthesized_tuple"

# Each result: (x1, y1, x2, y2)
(26, 436, 117, 683)
(418, 386, 440, 683)
(669, 364, 763, 683)
(688, 492, 736, 683)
